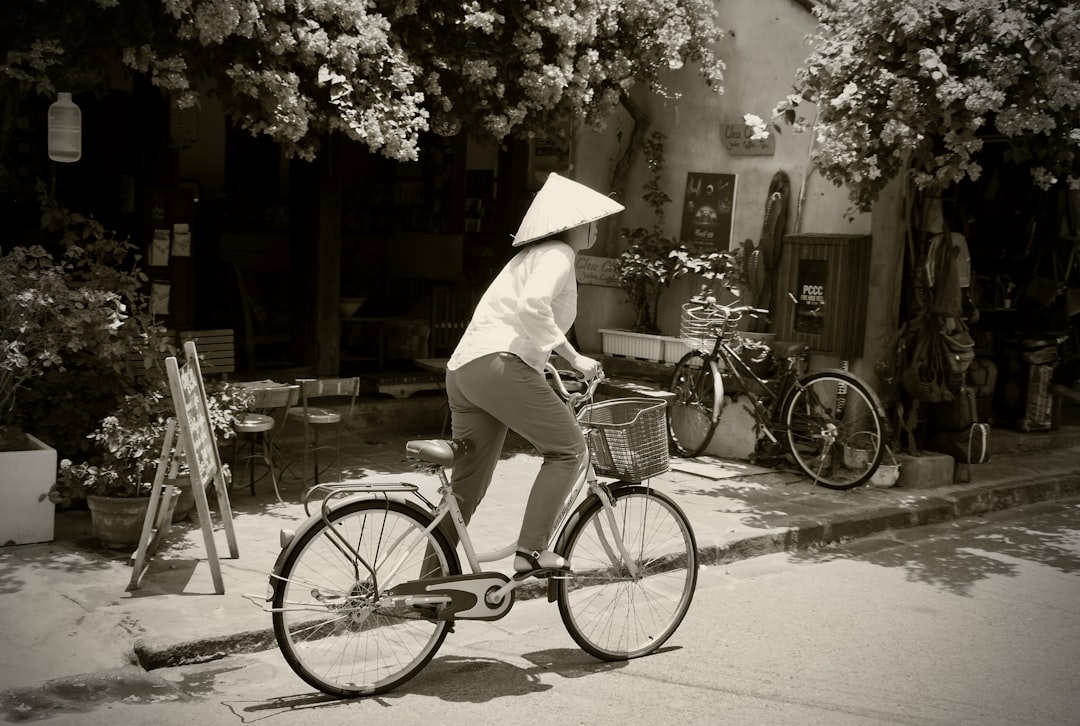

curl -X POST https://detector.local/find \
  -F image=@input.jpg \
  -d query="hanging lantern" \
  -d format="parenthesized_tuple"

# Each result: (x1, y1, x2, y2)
(47, 92, 81, 163)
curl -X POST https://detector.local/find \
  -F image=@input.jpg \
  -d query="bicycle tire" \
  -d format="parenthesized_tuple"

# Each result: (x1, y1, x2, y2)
(556, 485, 698, 660)
(272, 499, 460, 697)
(782, 371, 885, 490)
(667, 351, 723, 457)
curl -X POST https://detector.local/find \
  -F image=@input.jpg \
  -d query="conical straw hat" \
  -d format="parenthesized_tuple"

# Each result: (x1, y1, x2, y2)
(512, 172, 625, 247)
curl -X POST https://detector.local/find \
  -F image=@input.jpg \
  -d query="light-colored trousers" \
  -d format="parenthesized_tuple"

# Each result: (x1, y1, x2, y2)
(445, 352, 587, 551)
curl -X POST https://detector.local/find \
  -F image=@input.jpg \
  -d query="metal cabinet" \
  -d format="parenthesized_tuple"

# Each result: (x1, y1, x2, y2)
(773, 234, 871, 358)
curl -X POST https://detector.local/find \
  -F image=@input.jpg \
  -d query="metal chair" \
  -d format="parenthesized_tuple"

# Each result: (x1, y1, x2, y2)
(285, 377, 361, 488)
(232, 384, 299, 503)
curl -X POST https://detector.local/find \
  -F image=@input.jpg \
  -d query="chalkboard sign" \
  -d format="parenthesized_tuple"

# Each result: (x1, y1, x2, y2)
(680, 172, 736, 250)
(177, 361, 218, 483)
(164, 340, 238, 594)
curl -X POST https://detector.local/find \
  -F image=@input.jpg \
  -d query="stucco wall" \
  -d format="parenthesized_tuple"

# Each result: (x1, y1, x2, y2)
(573, 0, 897, 389)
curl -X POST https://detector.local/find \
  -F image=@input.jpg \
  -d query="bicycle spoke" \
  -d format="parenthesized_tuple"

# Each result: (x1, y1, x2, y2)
(272, 501, 457, 697)
(668, 352, 721, 457)
(558, 488, 697, 660)
(784, 373, 884, 490)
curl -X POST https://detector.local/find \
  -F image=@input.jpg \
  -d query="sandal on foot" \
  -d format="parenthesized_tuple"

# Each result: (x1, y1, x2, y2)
(513, 549, 570, 580)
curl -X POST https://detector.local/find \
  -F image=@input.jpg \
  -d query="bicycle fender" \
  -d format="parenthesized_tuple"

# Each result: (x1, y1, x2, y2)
(545, 483, 640, 602)
(270, 494, 433, 583)
(547, 503, 587, 602)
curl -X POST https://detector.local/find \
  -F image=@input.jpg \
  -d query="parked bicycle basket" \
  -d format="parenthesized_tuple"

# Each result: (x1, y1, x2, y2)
(577, 397, 670, 481)
(680, 301, 741, 353)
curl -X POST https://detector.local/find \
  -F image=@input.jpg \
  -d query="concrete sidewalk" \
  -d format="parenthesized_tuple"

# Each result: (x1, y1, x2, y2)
(1, 422, 1078, 693)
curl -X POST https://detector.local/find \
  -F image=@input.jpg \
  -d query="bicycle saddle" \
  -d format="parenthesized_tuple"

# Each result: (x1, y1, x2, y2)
(405, 438, 473, 467)
(767, 340, 807, 358)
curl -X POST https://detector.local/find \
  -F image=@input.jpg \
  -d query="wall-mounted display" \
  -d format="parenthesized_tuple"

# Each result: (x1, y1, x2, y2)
(680, 172, 736, 251)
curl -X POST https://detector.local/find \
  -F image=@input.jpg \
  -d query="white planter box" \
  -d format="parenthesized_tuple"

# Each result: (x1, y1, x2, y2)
(598, 329, 664, 362)
(660, 336, 690, 364)
(0, 433, 57, 546)
(599, 329, 693, 365)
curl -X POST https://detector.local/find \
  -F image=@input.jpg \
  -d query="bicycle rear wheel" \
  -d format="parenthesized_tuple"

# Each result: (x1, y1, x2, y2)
(556, 485, 697, 660)
(782, 371, 885, 490)
(667, 351, 722, 457)
(272, 499, 459, 697)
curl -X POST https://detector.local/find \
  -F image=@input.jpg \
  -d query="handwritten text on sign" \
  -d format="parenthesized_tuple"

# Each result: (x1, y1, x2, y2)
(575, 255, 622, 288)
(178, 362, 218, 483)
(722, 124, 776, 156)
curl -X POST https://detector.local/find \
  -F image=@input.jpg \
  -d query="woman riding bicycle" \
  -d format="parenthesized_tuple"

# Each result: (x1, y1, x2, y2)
(444, 172, 624, 579)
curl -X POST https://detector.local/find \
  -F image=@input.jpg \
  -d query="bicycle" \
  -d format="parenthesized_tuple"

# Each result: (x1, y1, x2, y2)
(252, 364, 698, 697)
(667, 294, 887, 490)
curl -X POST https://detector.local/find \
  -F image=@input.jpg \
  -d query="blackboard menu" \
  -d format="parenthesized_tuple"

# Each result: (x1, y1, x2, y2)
(679, 172, 736, 250)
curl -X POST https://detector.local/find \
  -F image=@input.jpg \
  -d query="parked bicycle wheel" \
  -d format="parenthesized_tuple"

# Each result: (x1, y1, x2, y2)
(556, 485, 698, 660)
(782, 371, 885, 490)
(667, 351, 723, 457)
(272, 499, 460, 697)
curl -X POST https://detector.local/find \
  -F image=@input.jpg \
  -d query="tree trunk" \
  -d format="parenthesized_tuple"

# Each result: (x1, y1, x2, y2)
(599, 92, 651, 258)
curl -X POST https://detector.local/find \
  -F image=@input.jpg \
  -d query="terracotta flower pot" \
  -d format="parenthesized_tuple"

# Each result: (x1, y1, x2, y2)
(170, 475, 194, 523)
(86, 495, 151, 550)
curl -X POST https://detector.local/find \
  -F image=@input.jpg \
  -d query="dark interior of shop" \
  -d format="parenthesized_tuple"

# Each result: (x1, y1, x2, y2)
(943, 142, 1080, 432)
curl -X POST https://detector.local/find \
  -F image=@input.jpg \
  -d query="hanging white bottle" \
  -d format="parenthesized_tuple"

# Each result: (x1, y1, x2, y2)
(48, 92, 81, 163)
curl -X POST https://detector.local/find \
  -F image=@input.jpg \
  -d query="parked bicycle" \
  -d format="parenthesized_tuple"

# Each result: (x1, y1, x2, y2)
(252, 364, 698, 697)
(667, 294, 887, 490)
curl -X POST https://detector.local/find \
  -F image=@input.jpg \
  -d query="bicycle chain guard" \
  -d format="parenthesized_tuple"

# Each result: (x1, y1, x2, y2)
(387, 573, 515, 621)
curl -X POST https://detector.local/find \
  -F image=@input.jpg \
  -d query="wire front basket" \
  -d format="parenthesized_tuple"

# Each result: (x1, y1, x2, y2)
(680, 301, 742, 353)
(577, 397, 670, 482)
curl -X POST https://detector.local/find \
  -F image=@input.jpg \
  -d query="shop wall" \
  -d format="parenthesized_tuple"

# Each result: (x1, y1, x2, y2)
(574, 0, 897, 387)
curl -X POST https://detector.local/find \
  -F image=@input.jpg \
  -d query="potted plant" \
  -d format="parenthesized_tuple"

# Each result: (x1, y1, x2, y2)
(602, 132, 738, 363)
(58, 379, 252, 548)
(1, 185, 166, 545)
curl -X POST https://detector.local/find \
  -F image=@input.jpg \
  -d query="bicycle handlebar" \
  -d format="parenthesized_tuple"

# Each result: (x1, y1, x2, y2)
(545, 362, 604, 407)
(687, 299, 769, 321)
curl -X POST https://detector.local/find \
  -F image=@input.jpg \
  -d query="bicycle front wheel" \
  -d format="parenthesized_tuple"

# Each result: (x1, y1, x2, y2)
(272, 499, 459, 697)
(782, 371, 885, 490)
(667, 351, 723, 457)
(557, 485, 698, 660)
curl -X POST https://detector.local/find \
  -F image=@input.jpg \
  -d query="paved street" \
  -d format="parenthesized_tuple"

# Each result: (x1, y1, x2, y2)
(6, 499, 1078, 726)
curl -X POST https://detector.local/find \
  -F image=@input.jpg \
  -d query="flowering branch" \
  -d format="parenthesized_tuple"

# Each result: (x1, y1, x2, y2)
(770, 0, 1080, 211)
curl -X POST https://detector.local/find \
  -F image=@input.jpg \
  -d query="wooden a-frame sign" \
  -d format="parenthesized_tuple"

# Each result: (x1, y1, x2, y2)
(126, 417, 181, 591)
(129, 340, 239, 593)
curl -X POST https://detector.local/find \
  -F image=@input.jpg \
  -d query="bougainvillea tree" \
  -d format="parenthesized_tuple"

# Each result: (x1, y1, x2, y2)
(1, 0, 725, 162)
(772, 0, 1080, 211)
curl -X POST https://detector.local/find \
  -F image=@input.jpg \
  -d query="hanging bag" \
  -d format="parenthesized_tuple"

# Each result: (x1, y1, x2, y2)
(1062, 241, 1080, 317)
(1023, 242, 1063, 308)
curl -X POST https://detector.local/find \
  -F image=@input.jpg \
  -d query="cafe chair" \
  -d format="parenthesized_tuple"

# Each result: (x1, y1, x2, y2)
(232, 384, 299, 503)
(286, 377, 361, 488)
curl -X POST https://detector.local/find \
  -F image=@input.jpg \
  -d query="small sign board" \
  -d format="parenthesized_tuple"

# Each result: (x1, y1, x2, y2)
(722, 124, 776, 156)
(679, 172, 737, 250)
(575, 255, 622, 288)
(161, 340, 239, 594)
(177, 361, 217, 481)
(794, 259, 828, 335)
